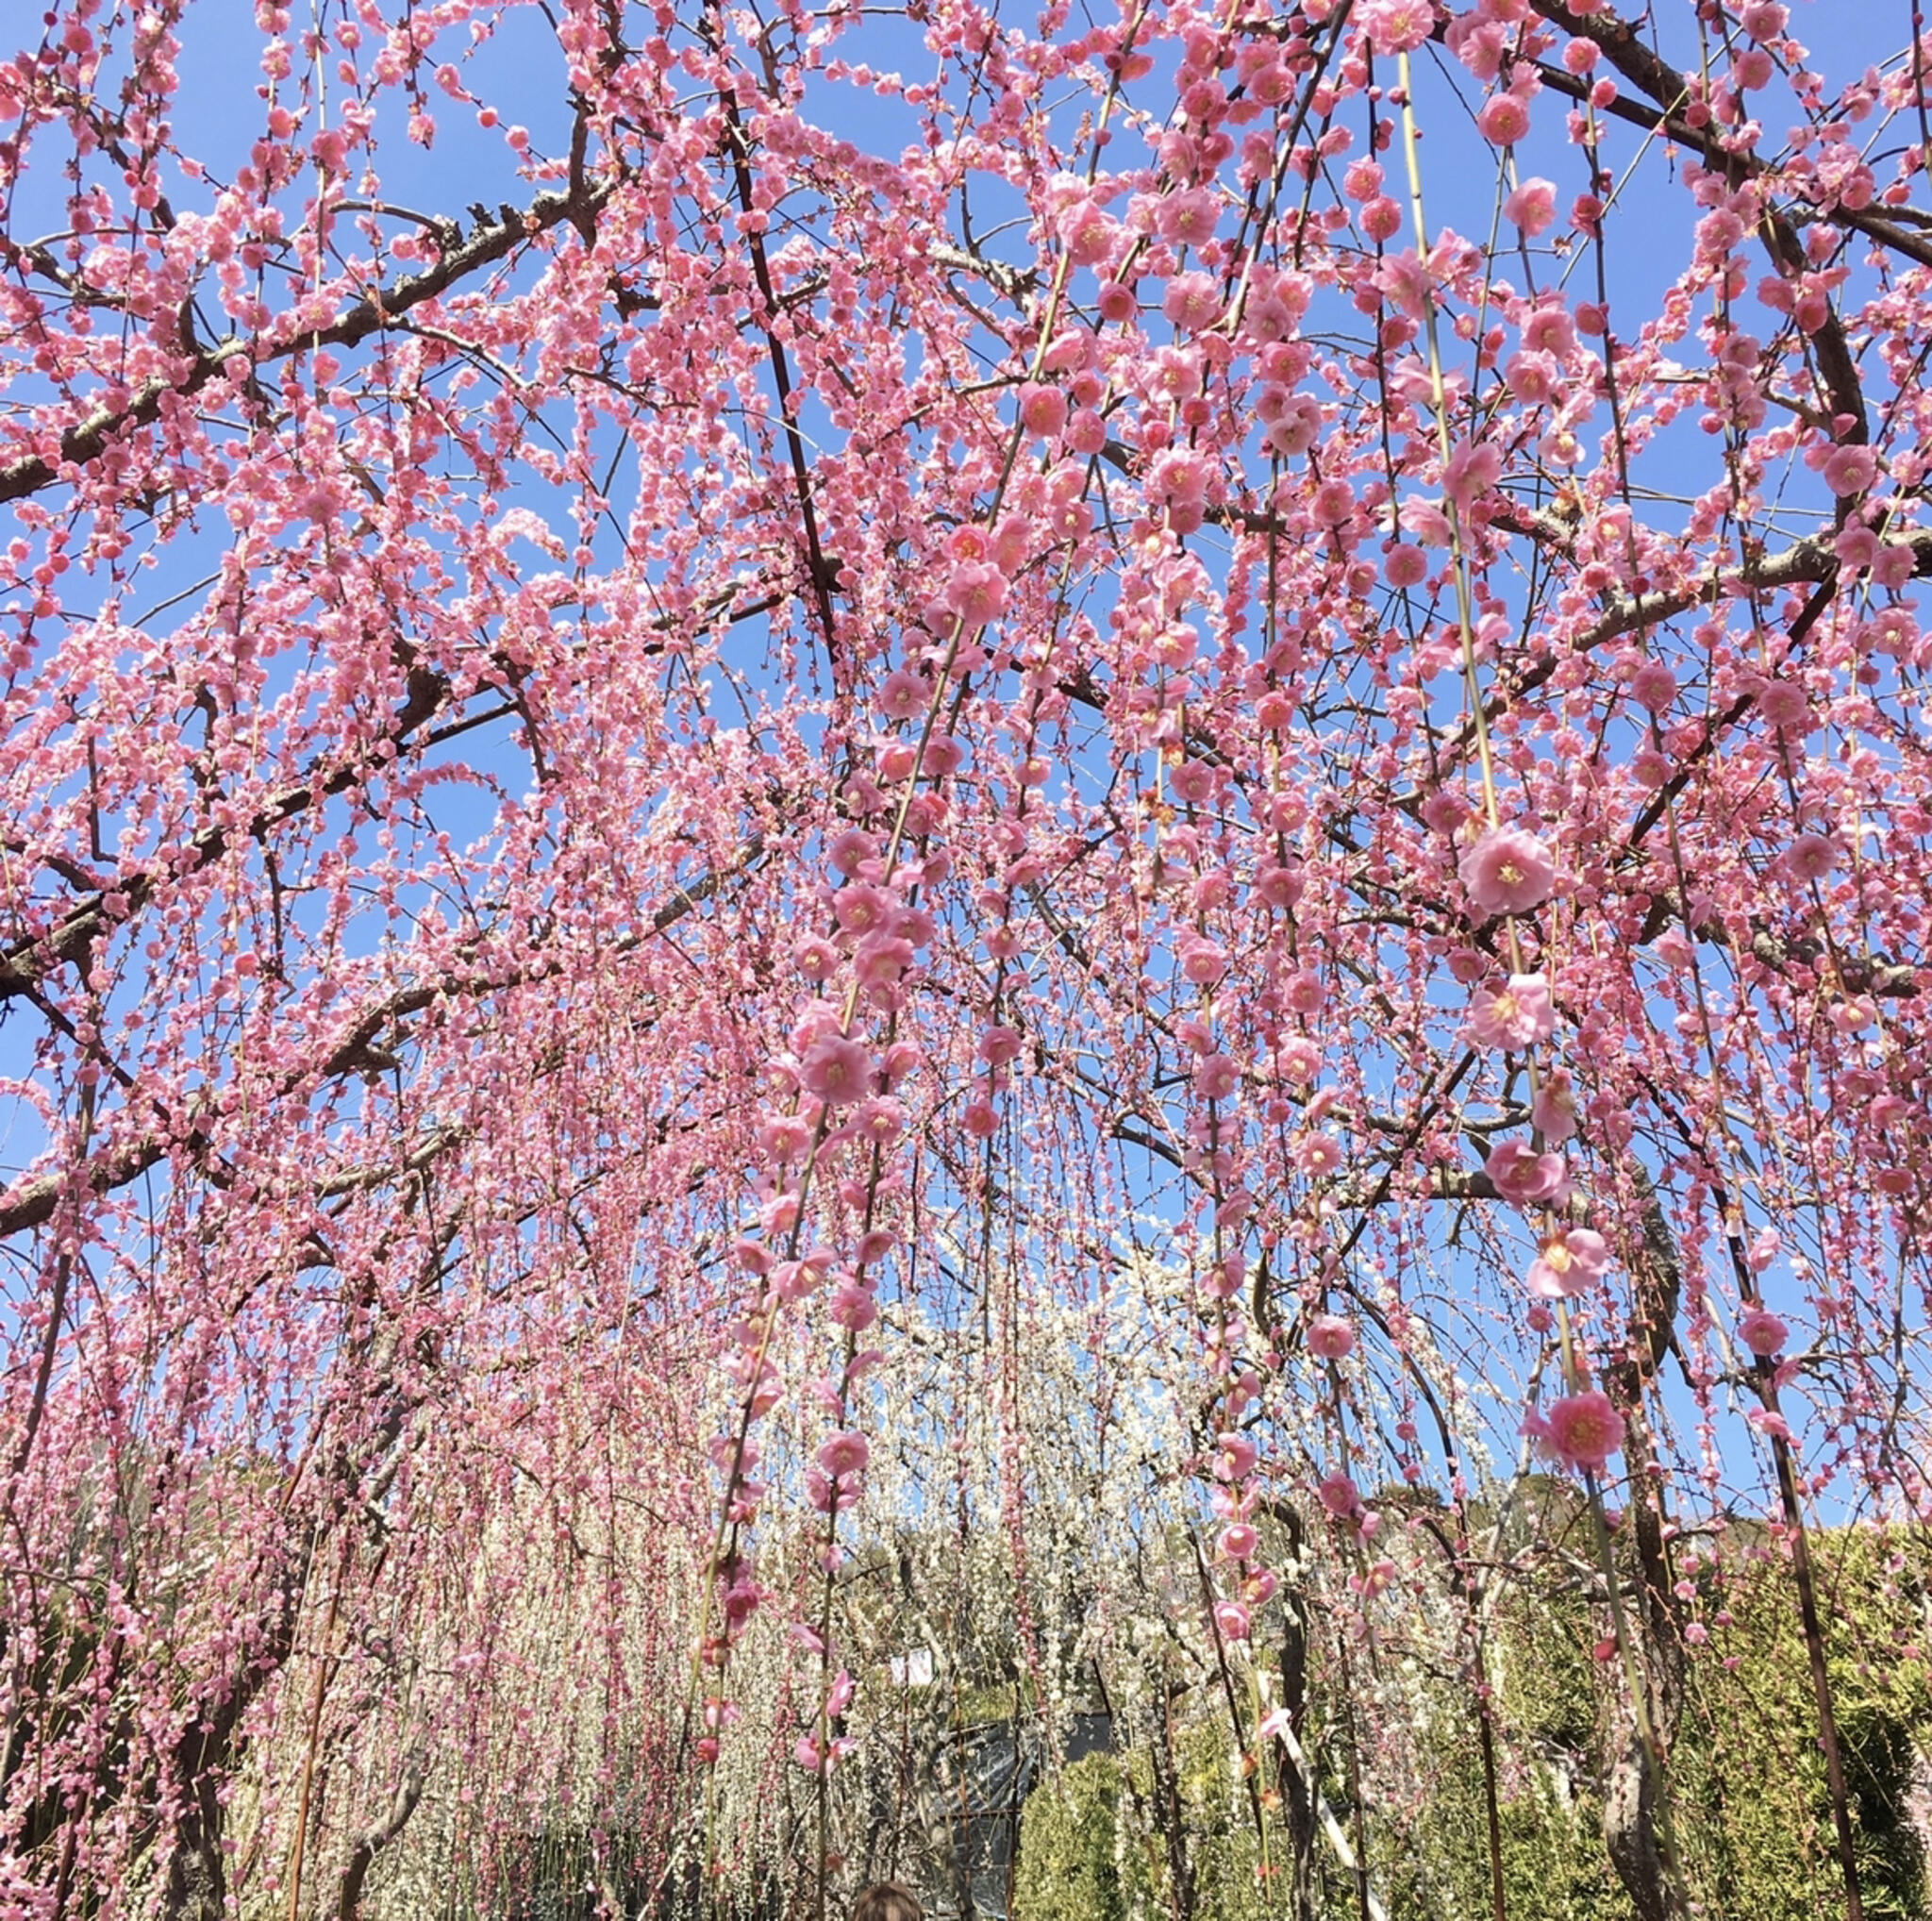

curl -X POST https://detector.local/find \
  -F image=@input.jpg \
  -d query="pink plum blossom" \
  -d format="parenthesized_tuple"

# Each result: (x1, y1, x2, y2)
(1783, 833, 1839, 883)
(1215, 1433, 1258, 1481)
(943, 560, 1008, 627)
(758, 1111, 814, 1163)
(1485, 1141, 1571, 1207)
(1255, 864, 1304, 909)
(830, 1283, 880, 1331)
(1505, 350, 1559, 404)
(1360, 194, 1404, 242)
(1274, 1037, 1321, 1082)
(1630, 662, 1678, 711)
(977, 1025, 1023, 1066)
(1459, 827, 1558, 915)
(1738, 1309, 1790, 1357)
(1532, 1067, 1580, 1144)
(834, 884, 890, 937)
(1477, 92, 1532, 145)
(1822, 443, 1877, 497)
(807, 1469, 862, 1513)
(1386, 543, 1429, 587)
(1018, 383, 1067, 440)
(874, 668, 933, 722)
(1505, 176, 1559, 235)
(792, 1733, 855, 1771)
(827, 827, 876, 876)
(816, 1431, 871, 1478)
(800, 1034, 872, 1108)
(1162, 272, 1221, 329)
(1283, 968, 1326, 1014)
(1528, 1228, 1610, 1299)
(1201, 1258, 1245, 1301)
(1464, 974, 1556, 1050)
(1178, 935, 1229, 984)
(1213, 1599, 1252, 1641)
(1521, 304, 1577, 355)
(1536, 1391, 1627, 1473)
(1317, 1472, 1361, 1520)
(1057, 195, 1116, 264)
(1307, 1314, 1357, 1361)
(1294, 1133, 1343, 1178)
(1357, 0, 1436, 55)
(1443, 440, 1503, 509)
(1757, 680, 1810, 731)
(1168, 760, 1217, 804)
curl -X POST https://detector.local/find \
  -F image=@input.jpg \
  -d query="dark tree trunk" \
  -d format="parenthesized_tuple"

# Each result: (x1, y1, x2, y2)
(164, 1715, 242, 1921)
(1599, 1178, 1688, 1921)
(329, 1747, 426, 1920)
(1277, 1513, 1320, 1921)
(1602, 1720, 1670, 1921)
(1148, 1675, 1197, 1921)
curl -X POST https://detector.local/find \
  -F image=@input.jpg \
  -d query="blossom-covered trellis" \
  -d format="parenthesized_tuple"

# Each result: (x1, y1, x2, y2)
(1, 0, 1927, 1913)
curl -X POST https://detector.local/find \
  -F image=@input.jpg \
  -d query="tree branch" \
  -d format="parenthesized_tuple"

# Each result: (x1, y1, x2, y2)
(0, 182, 613, 506)
(332, 1747, 426, 1921)
(0, 832, 765, 1238)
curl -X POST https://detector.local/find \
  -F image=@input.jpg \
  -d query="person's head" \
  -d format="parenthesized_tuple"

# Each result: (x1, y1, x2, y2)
(853, 1883, 923, 1921)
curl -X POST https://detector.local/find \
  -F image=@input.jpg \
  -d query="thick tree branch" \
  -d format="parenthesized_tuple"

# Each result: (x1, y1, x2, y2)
(1520, 26, 1932, 274)
(332, 1748, 426, 1921)
(1528, 0, 1871, 443)
(1, 579, 774, 1003)
(0, 832, 766, 1238)
(0, 182, 613, 506)
(1, 665, 450, 1000)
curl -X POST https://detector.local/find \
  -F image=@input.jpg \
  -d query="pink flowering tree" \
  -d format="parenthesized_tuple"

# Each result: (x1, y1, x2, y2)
(2, 0, 1928, 1915)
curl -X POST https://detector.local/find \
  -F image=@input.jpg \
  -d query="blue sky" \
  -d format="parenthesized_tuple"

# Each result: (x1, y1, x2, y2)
(2, 0, 1926, 1529)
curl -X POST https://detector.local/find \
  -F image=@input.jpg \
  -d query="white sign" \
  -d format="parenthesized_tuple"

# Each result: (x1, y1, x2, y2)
(889, 1648, 934, 1688)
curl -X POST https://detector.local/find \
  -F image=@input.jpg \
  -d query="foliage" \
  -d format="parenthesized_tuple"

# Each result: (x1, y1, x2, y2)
(1674, 1529, 1929, 1921)
(1011, 1528, 1927, 1921)
(1012, 1730, 1274, 1921)
(1013, 1752, 1144, 1921)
